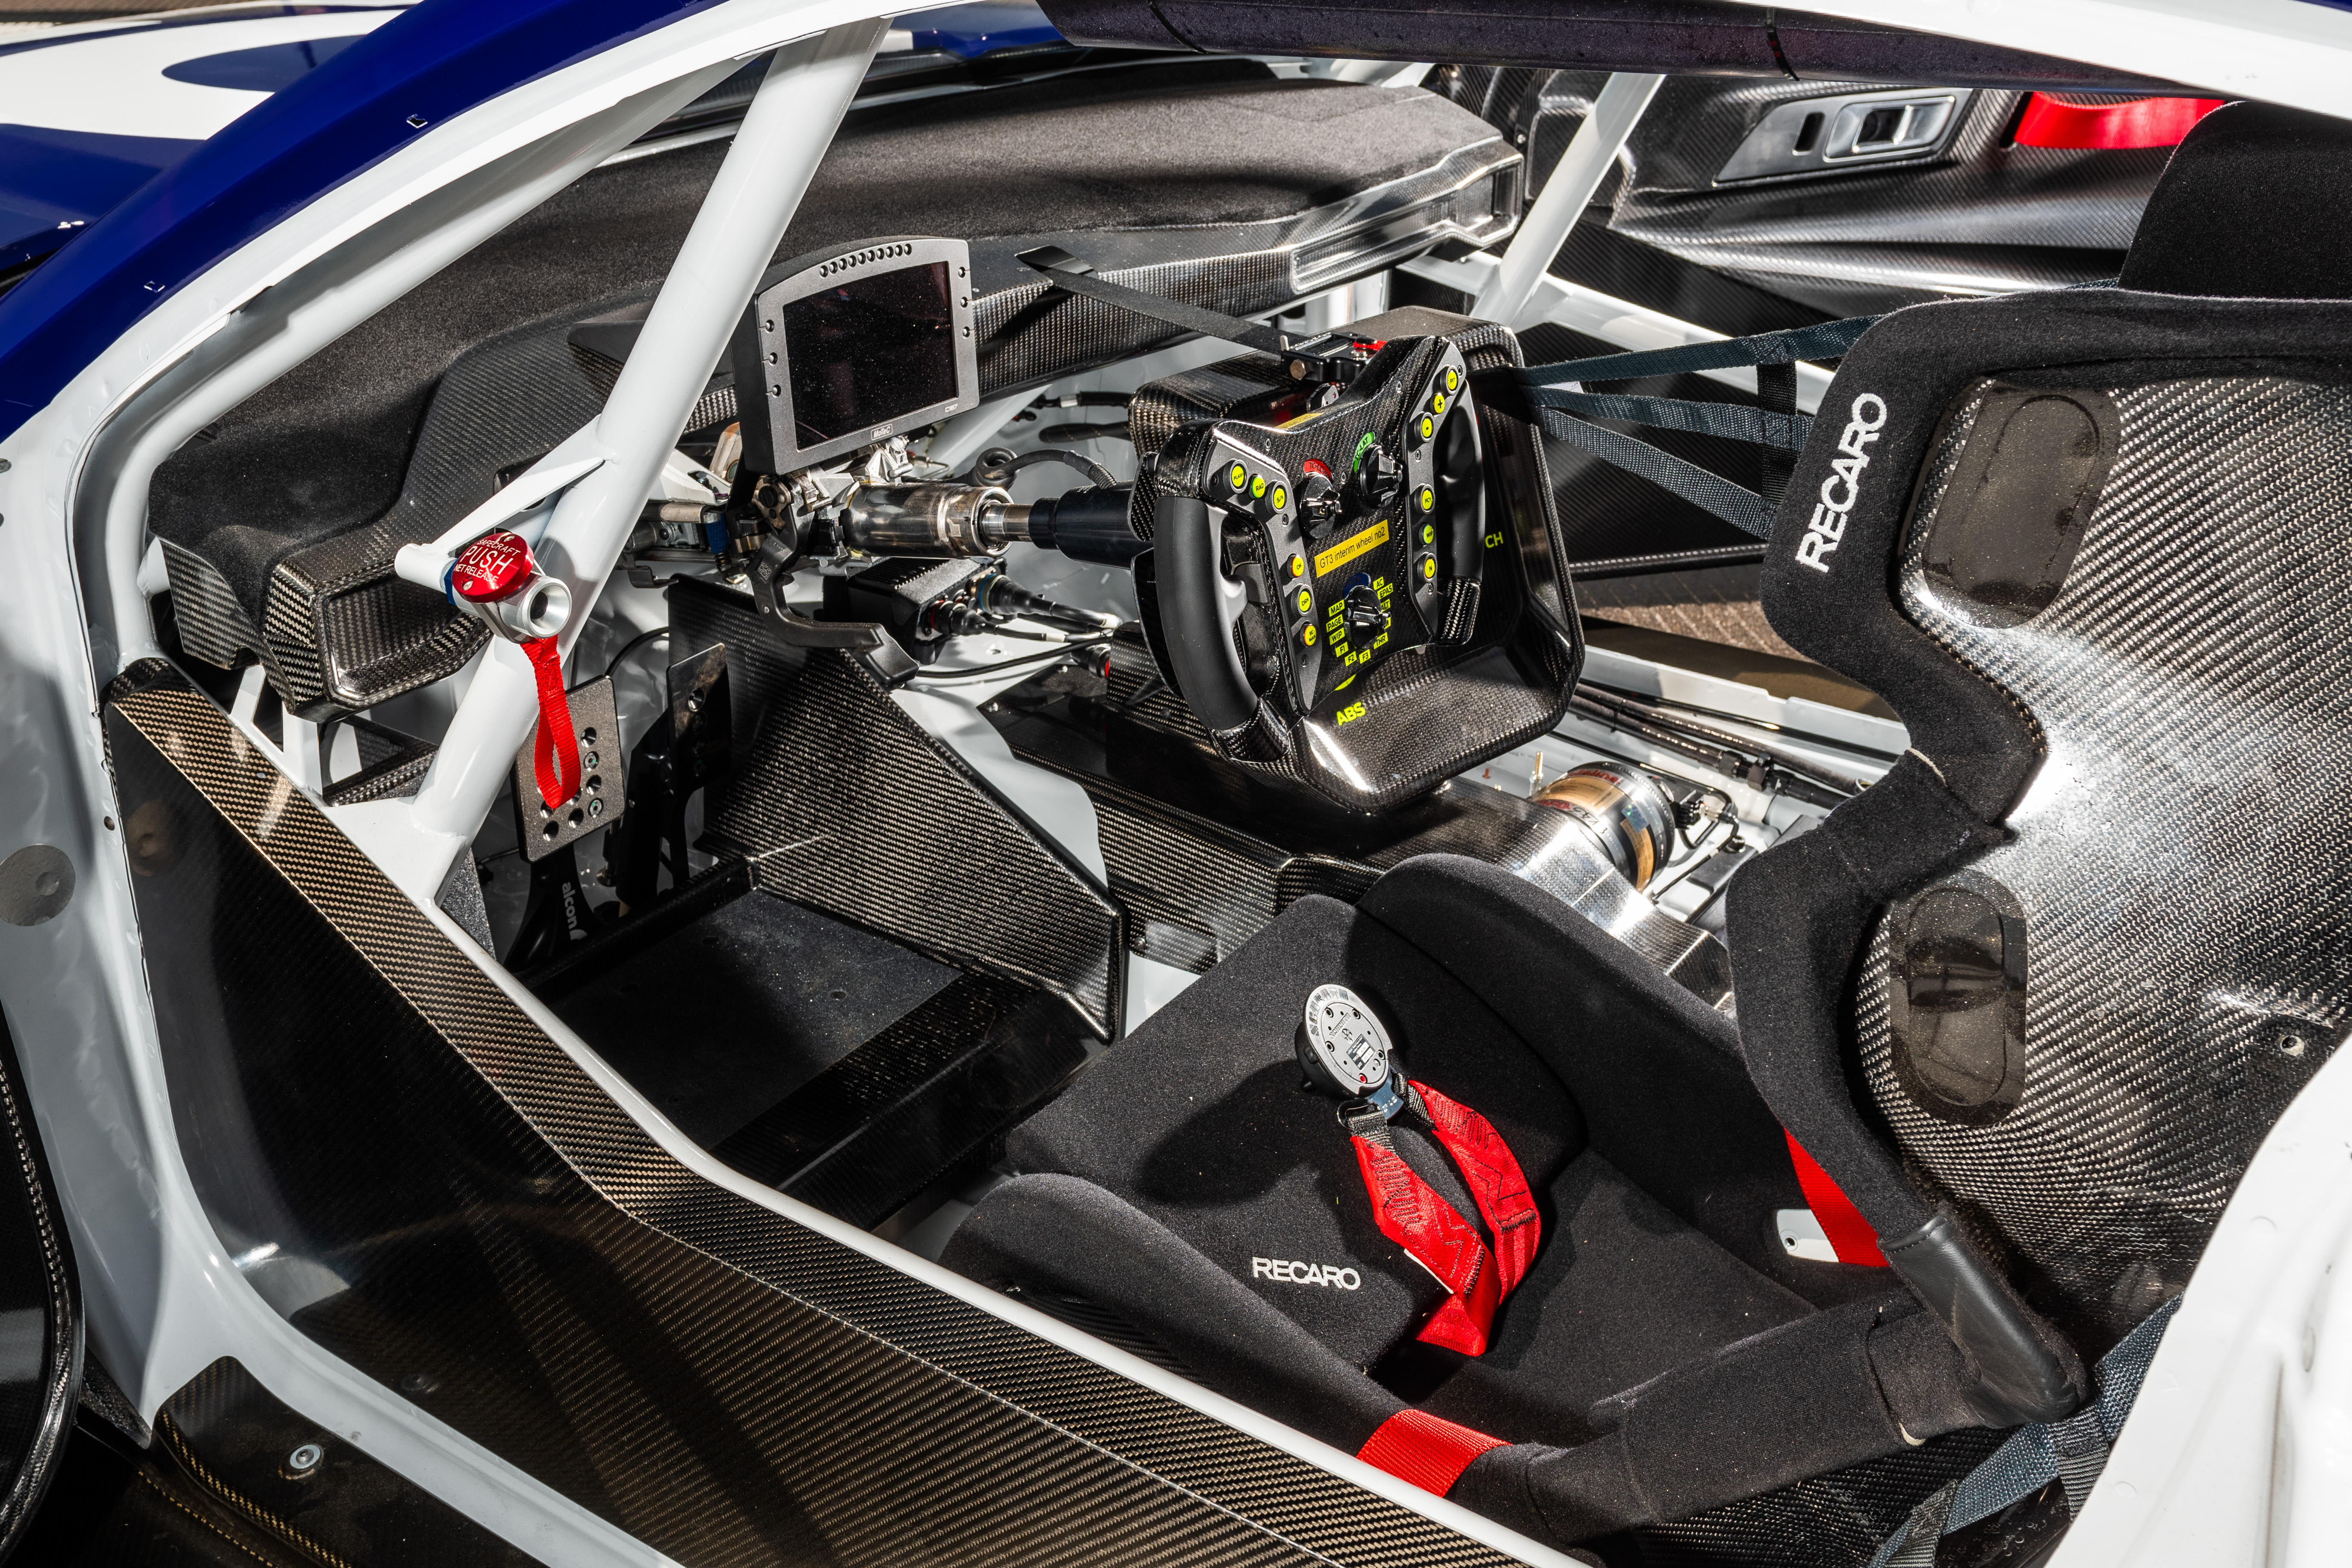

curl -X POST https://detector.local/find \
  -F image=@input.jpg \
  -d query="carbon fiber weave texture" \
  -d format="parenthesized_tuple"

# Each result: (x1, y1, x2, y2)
(157, 1358, 541, 1566)
(680, 584, 1124, 1038)
(1862, 373, 2352, 1350)
(1626, 1429, 2004, 1568)
(106, 664, 1530, 1568)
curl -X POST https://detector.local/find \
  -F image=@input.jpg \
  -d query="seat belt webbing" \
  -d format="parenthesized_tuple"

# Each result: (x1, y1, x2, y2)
(1519, 314, 1881, 386)
(1345, 1081, 1539, 1358)
(1786, 1131, 1888, 1267)
(1513, 312, 1883, 539)
(1867, 1296, 2184, 1568)
(1356, 1409, 1507, 1494)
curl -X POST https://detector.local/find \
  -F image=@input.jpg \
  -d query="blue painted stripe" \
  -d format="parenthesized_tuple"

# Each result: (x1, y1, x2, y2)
(163, 36, 369, 92)
(899, 3, 1061, 58)
(0, 127, 198, 272)
(0, 6, 394, 64)
(0, 0, 728, 440)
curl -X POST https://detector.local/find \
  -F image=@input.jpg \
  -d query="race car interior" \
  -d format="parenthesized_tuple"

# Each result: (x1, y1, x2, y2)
(101, 14, 2352, 1564)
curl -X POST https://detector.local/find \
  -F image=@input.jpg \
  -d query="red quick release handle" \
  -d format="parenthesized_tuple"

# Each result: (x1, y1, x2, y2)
(449, 531, 581, 809)
(450, 529, 573, 642)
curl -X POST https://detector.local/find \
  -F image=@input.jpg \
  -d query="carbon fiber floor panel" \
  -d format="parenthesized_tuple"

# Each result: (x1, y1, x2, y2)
(677, 580, 1125, 1039)
(105, 661, 1525, 1568)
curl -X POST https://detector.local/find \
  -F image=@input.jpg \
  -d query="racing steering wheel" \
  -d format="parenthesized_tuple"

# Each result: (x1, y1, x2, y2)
(1134, 319, 1581, 813)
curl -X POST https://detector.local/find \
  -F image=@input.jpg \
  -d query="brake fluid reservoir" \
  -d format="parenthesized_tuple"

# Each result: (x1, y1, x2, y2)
(1532, 763, 1677, 891)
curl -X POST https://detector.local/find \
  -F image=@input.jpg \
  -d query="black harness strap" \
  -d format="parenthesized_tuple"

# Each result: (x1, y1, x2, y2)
(1756, 360, 1799, 511)
(1539, 411, 1779, 539)
(1014, 255, 1881, 544)
(1513, 313, 1883, 537)
(1522, 387, 1812, 450)
(1020, 245, 1311, 362)
(1521, 315, 1880, 384)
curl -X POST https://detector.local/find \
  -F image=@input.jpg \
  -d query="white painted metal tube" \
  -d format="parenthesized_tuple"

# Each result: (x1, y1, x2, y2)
(405, 19, 889, 864)
(390, 455, 607, 591)
(84, 78, 725, 685)
(1473, 72, 1662, 328)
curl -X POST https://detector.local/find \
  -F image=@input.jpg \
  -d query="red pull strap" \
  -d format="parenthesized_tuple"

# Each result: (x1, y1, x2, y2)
(1345, 1084, 1541, 1358)
(1785, 1131, 1888, 1267)
(1412, 1081, 1540, 1298)
(1348, 1132, 1498, 1355)
(2013, 93, 2223, 151)
(523, 636, 581, 809)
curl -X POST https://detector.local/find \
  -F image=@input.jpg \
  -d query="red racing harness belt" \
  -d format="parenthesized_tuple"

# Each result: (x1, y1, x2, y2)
(1342, 1081, 1539, 1358)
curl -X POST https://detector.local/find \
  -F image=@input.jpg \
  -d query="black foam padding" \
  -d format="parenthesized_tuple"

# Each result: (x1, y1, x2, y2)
(943, 1172, 1406, 1447)
(1451, 1293, 1981, 1542)
(1725, 759, 1999, 1240)
(1005, 892, 1588, 1368)
(1509, 1299, 1929, 1540)
(149, 62, 1497, 623)
(1356, 856, 1854, 1300)
(1385, 1149, 1815, 1444)
(2120, 102, 2352, 301)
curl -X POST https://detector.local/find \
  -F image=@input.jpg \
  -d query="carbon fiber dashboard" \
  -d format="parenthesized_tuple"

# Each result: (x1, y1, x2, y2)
(105, 659, 1528, 1568)
(676, 578, 1126, 1039)
(1862, 372, 2352, 1350)
(988, 656, 1732, 1005)
(148, 68, 1516, 720)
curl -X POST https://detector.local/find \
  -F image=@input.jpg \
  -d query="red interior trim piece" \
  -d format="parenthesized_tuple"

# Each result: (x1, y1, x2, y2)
(2013, 94, 2225, 151)
(1785, 1132, 1889, 1267)
(1356, 1410, 1507, 1495)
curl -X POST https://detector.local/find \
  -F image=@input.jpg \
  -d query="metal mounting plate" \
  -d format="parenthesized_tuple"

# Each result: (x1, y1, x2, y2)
(514, 675, 623, 862)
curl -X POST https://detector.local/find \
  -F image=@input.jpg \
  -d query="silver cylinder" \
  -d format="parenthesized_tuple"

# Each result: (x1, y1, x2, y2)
(1531, 762, 1678, 891)
(476, 573, 573, 641)
(838, 483, 1027, 557)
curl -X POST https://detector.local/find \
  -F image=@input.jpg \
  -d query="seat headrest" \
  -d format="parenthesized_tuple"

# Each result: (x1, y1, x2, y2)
(2120, 101, 2352, 300)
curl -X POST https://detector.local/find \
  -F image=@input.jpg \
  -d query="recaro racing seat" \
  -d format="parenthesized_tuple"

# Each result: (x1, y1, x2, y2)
(945, 102, 2352, 1551)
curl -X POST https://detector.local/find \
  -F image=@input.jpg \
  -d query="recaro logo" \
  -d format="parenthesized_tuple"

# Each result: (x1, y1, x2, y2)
(1794, 392, 1888, 574)
(1252, 1257, 1362, 1290)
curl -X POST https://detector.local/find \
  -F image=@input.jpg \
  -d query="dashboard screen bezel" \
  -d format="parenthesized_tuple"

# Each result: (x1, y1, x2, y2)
(737, 236, 979, 473)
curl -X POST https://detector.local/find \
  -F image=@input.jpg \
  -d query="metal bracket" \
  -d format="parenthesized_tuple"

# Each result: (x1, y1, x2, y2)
(513, 676, 623, 862)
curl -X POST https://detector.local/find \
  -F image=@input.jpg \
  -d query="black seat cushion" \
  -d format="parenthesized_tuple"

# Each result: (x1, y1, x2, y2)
(1002, 888, 1589, 1367)
(949, 857, 1960, 1521)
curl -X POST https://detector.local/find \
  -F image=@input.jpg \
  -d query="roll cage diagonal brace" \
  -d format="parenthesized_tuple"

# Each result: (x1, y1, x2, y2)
(367, 20, 892, 903)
